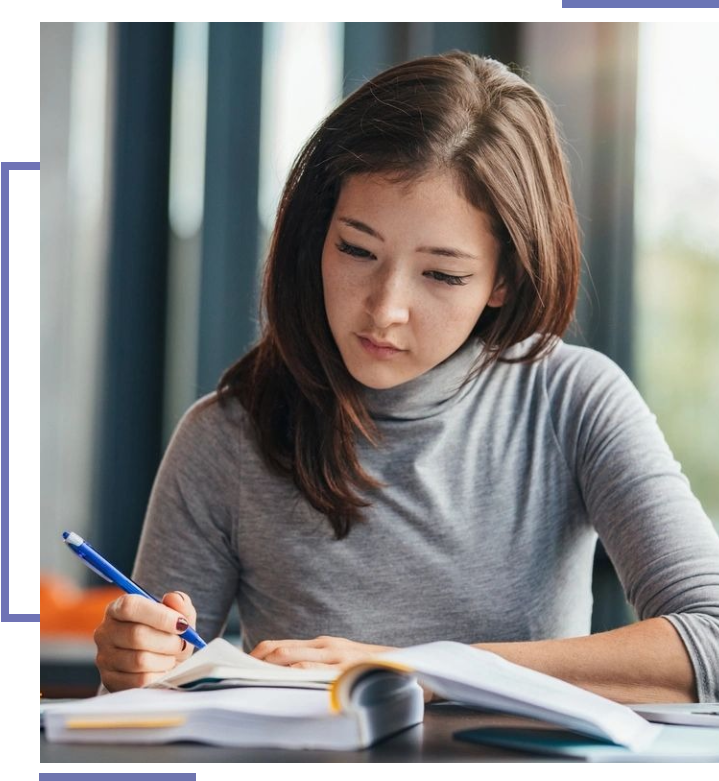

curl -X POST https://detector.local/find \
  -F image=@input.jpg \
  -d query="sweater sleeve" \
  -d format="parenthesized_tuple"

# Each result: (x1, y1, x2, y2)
(131, 394, 242, 642)
(546, 345, 719, 701)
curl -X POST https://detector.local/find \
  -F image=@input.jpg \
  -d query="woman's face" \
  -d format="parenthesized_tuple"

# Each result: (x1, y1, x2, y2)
(321, 171, 505, 389)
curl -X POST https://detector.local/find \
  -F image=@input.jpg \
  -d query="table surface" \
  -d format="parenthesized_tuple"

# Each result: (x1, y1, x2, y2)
(41, 703, 572, 763)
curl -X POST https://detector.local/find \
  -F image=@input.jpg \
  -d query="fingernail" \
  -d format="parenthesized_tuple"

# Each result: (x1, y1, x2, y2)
(176, 617, 189, 632)
(173, 591, 185, 601)
(181, 638, 187, 652)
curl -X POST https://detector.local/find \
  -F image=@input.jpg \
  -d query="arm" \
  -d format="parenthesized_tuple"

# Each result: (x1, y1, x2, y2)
(476, 616, 695, 703)
(246, 617, 695, 704)
(248, 622, 710, 708)
(545, 347, 719, 703)
(131, 394, 242, 641)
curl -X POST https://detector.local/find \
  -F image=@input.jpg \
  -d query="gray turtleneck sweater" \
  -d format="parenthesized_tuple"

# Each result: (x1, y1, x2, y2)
(132, 337, 719, 700)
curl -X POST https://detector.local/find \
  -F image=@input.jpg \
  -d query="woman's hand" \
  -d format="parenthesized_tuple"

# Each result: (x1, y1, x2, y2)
(94, 591, 197, 692)
(250, 635, 438, 702)
(249, 635, 394, 671)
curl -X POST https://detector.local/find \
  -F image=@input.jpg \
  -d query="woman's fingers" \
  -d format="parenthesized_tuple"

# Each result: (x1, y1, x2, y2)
(106, 594, 190, 635)
(101, 618, 189, 655)
(251, 636, 338, 659)
(100, 670, 170, 691)
(253, 643, 338, 666)
(161, 591, 197, 628)
(289, 661, 338, 670)
(102, 648, 180, 674)
(250, 636, 394, 669)
(95, 592, 200, 691)
(160, 592, 197, 661)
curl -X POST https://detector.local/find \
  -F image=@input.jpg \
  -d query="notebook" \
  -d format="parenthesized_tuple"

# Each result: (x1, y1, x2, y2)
(44, 640, 660, 751)
(455, 724, 719, 762)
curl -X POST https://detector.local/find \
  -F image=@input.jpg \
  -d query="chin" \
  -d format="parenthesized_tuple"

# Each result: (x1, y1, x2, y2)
(358, 376, 403, 390)
(338, 340, 420, 389)
(347, 362, 418, 390)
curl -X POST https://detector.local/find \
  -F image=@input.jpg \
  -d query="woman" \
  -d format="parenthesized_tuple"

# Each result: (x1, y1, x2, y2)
(94, 51, 719, 701)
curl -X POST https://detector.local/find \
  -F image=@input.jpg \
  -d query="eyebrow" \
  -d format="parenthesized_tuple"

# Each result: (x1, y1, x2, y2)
(338, 216, 479, 261)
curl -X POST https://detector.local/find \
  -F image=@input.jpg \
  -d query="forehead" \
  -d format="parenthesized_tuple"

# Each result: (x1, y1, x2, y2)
(337, 170, 464, 205)
(333, 171, 495, 245)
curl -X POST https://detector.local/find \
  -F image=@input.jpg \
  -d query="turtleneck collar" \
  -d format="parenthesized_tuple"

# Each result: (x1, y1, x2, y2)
(360, 337, 485, 422)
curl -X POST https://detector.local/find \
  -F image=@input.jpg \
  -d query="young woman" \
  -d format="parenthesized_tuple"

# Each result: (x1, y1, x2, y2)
(94, 51, 719, 702)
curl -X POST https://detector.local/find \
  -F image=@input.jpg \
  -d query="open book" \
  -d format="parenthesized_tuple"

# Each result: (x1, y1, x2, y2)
(44, 640, 659, 751)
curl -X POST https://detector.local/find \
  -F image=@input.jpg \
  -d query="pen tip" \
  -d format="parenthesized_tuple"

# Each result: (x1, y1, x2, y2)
(62, 531, 69, 539)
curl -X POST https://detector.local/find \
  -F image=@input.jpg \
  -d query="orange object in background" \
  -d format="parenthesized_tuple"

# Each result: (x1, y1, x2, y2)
(41, 573, 122, 637)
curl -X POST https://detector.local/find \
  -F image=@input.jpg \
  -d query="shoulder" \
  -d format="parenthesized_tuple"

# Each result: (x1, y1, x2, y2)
(179, 390, 248, 431)
(542, 339, 629, 393)
(495, 335, 651, 430)
(163, 391, 251, 474)
(498, 335, 631, 399)
(535, 339, 654, 439)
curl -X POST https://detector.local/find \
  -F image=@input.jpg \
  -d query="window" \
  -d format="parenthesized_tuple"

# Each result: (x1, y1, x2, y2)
(41, 23, 112, 577)
(258, 23, 344, 237)
(634, 23, 719, 528)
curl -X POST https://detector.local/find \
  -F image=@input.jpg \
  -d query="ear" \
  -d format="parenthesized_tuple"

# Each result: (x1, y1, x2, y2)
(486, 278, 507, 308)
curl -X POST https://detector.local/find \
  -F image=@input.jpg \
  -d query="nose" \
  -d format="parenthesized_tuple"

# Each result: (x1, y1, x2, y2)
(364, 268, 410, 330)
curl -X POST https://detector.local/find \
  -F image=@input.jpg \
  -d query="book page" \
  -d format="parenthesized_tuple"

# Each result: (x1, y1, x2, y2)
(360, 641, 660, 750)
(150, 638, 338, 688)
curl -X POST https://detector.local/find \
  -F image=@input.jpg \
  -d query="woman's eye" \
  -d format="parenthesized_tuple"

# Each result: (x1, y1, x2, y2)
(336, 240, 375, 259)
(336, 241, 469, 286)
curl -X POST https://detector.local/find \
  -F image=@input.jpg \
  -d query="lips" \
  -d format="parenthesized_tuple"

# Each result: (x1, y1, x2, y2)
(357, 334, 404, 350)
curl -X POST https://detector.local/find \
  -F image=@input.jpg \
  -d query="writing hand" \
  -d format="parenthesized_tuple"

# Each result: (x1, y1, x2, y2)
(94, 591, 197, 691)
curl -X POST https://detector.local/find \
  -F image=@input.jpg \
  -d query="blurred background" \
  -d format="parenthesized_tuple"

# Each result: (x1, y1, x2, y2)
(40, 22, 719, 694)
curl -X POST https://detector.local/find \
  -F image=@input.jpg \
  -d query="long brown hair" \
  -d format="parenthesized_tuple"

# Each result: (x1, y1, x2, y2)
(218, 51, 580, 539)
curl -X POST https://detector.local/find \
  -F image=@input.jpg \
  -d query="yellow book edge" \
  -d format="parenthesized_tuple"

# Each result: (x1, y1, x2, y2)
(330, 660, 414, 713)
(66, 715, 187, 730)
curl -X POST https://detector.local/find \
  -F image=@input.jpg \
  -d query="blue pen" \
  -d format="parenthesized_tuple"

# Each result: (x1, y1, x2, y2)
(62, 531, 206, 649)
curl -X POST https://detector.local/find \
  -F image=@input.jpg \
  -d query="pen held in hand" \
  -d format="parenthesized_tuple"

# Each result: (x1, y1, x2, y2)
(61, 530, 207, 650)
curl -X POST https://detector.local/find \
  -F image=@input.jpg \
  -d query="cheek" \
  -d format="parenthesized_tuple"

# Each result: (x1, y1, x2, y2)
(322, 260, 356, 323)
(425, 289, 481, 324)
(322, 263, 362, 308)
